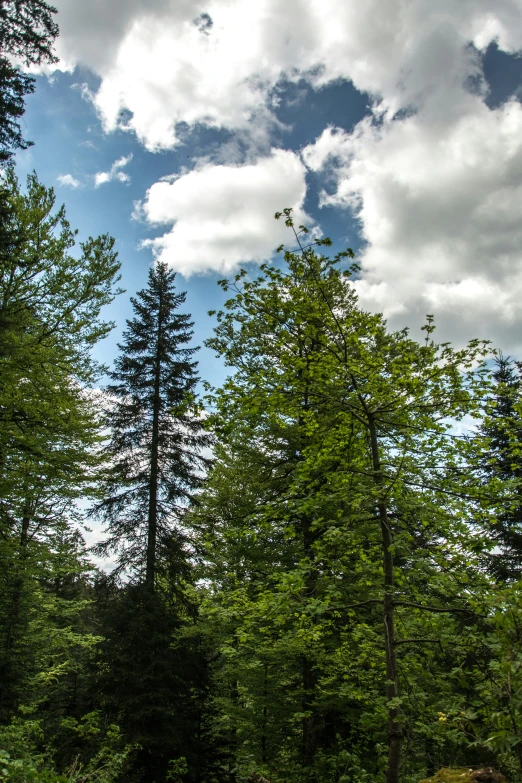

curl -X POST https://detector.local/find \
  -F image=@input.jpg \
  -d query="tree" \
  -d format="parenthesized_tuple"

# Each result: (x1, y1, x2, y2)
(94, 579, 214, 783)
(91, 262, 214, 781)
(94, 259, 211, 588)
(0, 170, 121, 506)
(0, 170, 121, 731)
(0, 0, 59, 163)
(0, 58, 35, 161)
(0, 0, 58, 64)
(480, 354, 522, 580)
(202, 210, 492, 783)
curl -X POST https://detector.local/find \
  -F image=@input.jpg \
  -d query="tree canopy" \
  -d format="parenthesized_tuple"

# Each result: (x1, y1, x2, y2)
(1, 8, 522, 778)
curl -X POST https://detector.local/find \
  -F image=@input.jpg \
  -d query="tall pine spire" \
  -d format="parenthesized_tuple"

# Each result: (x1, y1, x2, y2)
(95, 260, 211, 588)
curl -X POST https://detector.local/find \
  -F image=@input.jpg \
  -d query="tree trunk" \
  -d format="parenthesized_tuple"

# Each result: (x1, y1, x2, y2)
(294, 346, 319, 769)
(301, 513, 318, 768)
(262, 662, 268, 763)
(146, 396, 160, 589)
(146, 295, 163, 590)
(425, 738, 436, 777)
(368, 414, 403, 783)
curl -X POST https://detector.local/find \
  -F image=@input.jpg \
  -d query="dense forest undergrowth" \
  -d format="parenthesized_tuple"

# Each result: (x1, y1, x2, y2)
(2, 4, 522, 783)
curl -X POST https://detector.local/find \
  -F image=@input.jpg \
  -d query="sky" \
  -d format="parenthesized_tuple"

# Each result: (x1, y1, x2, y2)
(16, 0, 522, 384)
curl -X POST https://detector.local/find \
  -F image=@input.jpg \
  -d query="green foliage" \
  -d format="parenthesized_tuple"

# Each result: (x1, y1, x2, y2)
(93, 259, 210, 586)
(93, 580, 216, 783)
(0, 171, 121, 725)
(0, 720, 67, 782)
(0, 716, 134, 783)
(198, 211, 506, 783)
(0, 169, 125, 781)
(0, 170, 121, 496)
(166, 757, 189, 782)
(0, 0, 58, 162)
(3, 189, 522, 783)
(0, 60, 35, 160)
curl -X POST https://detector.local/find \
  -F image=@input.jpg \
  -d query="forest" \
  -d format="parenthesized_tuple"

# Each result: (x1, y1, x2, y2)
(1, 3, 522, 783)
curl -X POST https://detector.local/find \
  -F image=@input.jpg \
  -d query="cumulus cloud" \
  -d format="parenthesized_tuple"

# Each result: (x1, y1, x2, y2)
(94, 154, 133, 187)
(302, 74, 522, 350)
(138, 149, 310, 275)
(49, 0, 522, 350)
(48, 0, 522, 152)
(57, 173, 80, 188)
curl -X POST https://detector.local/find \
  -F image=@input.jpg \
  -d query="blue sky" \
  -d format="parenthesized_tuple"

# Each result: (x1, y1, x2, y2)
(16, 0, 522, 396)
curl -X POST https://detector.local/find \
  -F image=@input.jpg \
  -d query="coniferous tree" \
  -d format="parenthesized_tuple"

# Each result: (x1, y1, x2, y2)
(481, 354, 522, 580)
(0, 0, 58, 64)
(95, 260, 211, 587)
(0, 0, 59, 163)
(93, 262, 213, 782)
(0, 58, 35, 161)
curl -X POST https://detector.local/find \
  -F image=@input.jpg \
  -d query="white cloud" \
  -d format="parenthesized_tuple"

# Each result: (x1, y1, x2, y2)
(49, 0, 522, 351)
(49, 0, 522, 152)
(138, 149, 310, 275)
(94, 154, 133, 187)
(57, 173, 80, 188)
(302, 93, 522, 351)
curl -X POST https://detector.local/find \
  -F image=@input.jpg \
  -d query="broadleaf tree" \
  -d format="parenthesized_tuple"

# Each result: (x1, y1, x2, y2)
(0, 168, 126, 783)
(200, 209, 493, 783)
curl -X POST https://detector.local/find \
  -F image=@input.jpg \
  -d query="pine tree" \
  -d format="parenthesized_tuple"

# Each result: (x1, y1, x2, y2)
(481, 354, 522, 580)
(0, 0, 58, 65)
(95, 260, 211, 588)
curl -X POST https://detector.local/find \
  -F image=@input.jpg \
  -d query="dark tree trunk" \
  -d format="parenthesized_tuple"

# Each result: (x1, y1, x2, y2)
(145, 392, 160, 589)
(146, 296, 163, 591)
(425, 738, 436, 777)
(301, 512, 318, 768)
(368, 415, 403, 783)
(262, 662, 268, 763)
(293, 346, 320, 770)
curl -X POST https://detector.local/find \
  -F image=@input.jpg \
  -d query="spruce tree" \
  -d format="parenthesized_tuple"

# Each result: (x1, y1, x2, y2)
(0, 0, 59, 163)
(95, 260, 211, 588)
(93, 262, 212, 782)
(481, 354, 522, 580)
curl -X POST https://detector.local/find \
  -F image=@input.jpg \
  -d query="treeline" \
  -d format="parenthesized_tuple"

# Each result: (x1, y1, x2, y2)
(2, 5, 522, 783)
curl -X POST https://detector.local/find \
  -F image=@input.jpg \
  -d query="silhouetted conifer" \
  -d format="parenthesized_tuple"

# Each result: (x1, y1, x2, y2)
(482, 354, 522, 580)
(95, 260, 211, 588)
